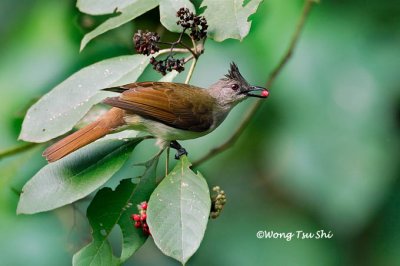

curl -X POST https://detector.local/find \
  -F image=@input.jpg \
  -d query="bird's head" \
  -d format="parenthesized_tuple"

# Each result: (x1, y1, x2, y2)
(209, 63, 269, 107)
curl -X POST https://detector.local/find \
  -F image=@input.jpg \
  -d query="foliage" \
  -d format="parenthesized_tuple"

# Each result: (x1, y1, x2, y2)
(73, 155, 159, 265)
(201, 0, 263, 41)
(17, 137, 142, 214)
(19, 55, 150, 142)
(147, 156, 211, 264)
(2, 0, 400, 265)
(78, 0, 159, 51)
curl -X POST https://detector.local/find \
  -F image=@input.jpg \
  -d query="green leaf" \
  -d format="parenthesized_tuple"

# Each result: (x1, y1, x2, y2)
(80, 0, 159, 51)
(73, 155, 160, 265)
(19, 54, 150, 143)
(77, 0, 136, 15)
(17, 138, 142, 214)
(159, 0, 195, 33)
(147, 156, 211, 265)
(201, 0, 263, 42)
(73, 241, 119, 266)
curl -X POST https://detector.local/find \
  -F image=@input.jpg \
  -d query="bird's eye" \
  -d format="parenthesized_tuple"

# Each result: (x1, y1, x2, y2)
(231, 84, 239, 90)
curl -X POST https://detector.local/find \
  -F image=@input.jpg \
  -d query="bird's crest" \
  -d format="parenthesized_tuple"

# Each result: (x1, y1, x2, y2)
(224, 62, 249, 86)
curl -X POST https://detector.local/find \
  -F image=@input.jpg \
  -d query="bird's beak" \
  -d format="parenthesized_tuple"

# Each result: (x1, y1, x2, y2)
(246, 86, 269, 98)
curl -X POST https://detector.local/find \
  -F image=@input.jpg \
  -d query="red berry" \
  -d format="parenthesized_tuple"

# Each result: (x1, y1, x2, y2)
(132, 214, 140, 221)
(143, 227, 150, 235)
(261, 90, 269, 98)
(141, 202, 148, 210)
(134, 221, 141, 228)
(141, 213, 147, 221)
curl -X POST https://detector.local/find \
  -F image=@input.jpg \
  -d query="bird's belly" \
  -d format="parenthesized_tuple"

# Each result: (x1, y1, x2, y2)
(124, 114, 210, 141)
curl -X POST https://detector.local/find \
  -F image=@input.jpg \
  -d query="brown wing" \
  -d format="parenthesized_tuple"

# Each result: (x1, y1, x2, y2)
(103, 82, 215, 132)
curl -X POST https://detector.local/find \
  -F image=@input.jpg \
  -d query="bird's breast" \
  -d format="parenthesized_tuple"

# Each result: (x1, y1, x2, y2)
(123, 114, 211, 141)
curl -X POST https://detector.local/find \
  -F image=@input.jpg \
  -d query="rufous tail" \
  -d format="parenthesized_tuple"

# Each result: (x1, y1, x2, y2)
(43, 108, 126, 162)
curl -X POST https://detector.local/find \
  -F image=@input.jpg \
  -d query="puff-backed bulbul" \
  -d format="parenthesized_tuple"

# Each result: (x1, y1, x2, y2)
(43, 63, 269, 162)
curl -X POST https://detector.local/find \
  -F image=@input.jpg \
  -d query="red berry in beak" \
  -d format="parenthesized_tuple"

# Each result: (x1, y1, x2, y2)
(261, 90, 269, 98)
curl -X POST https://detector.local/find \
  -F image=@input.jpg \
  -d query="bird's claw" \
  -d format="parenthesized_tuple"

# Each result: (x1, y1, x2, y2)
(170, 140, 188, 160)
(175, 148, 188, 160)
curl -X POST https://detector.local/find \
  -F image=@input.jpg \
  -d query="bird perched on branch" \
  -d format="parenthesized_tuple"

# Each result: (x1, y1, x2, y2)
(43, 63, 269, 162)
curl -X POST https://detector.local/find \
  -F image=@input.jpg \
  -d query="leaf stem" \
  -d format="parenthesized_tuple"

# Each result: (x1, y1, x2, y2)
(192, 0, 317, 168)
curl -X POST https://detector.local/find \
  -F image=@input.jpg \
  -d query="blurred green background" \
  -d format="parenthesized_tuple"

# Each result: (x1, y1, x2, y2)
(1, 0, 400, 265)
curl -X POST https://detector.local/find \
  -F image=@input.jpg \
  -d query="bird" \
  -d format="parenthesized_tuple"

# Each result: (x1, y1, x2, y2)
(42, 63, 269, 162)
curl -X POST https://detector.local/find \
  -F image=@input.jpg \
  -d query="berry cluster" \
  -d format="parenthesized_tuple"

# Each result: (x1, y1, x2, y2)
(150, 57, 185, 76)
(133, 30, 160, 56)
(176, 8, 208, 41)
(131, 201, 150, 235)
(210, 186, 227, 219)
(133, 7, 207, 76)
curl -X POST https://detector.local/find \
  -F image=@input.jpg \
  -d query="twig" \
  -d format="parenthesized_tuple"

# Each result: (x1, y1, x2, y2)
(266, 0, 315, 88)
(192, 0, 317, 168)
(184, 34, 200, 83)
(0, 142, 39, 160)
(192, 105, 255, 168)
(178, 41, 197, 59)
(184, 54, 195, 63)
(191, 38, 198, 54)
(156, 30, 197, 59)
(157, 48, 191, 55)
(185, 57, 198, 84)
(165, 147, 170, 177)
(157, 38, 200, 80)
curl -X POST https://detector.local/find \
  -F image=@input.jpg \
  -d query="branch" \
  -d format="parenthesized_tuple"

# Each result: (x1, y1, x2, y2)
(192, 0, 317, 168)
(185, 57, 198, 84)
(157, 47, 191, 55)
(0, 142, 40, 160)
(266, 0, 316, 89)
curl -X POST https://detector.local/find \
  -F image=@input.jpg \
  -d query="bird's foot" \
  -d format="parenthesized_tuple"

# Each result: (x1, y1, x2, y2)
(175, 148, 188, 160)
(170, 140, 188, 160)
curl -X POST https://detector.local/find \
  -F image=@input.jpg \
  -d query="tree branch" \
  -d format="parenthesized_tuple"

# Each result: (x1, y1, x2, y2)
(266, 0, 316, 89)
(192, 0, 317, 168)
(0, 142, 40, 160)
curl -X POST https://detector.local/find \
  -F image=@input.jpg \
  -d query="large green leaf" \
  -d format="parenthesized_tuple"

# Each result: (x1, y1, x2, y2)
(147, 156, 211, 265)
(77, 0, 136, 15)
(17, 138, 142, 214)
(73, 155, 159, 265)
(201, 0, 263, 42)
(19, 54, 150, 143)
(159, 0, 195, 33)
(80, 0, 159, 51)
